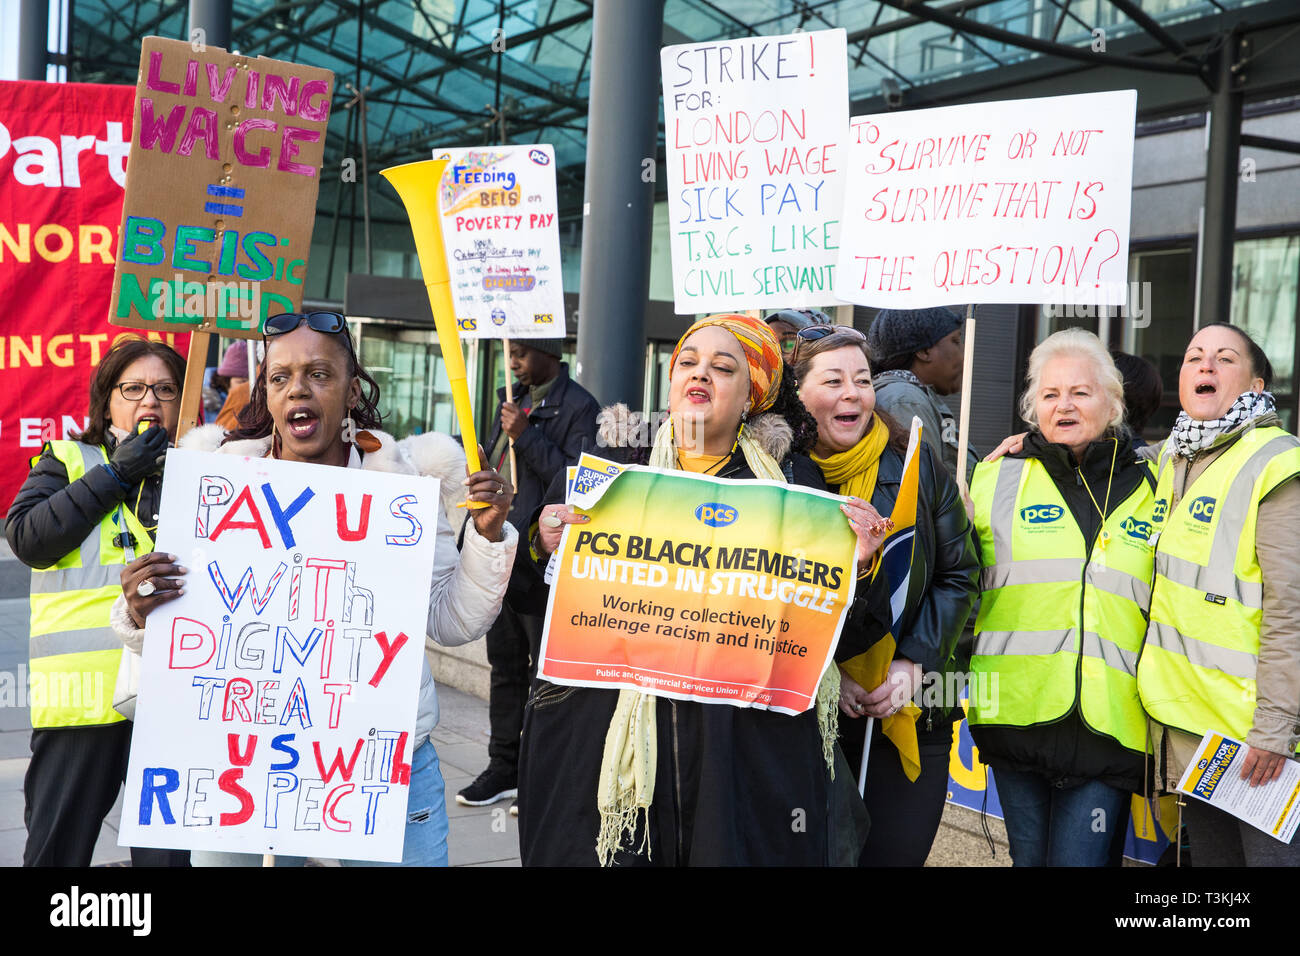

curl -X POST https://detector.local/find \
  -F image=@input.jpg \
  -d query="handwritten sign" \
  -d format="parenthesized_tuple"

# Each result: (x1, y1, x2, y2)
(119, 449, 438, 862)
(541, 461, 856, 714)
(835, 90, 1136, 309)
(108, 37, 333, 338)
(433, 144, 566, 338)
(661, 28, 848, 313)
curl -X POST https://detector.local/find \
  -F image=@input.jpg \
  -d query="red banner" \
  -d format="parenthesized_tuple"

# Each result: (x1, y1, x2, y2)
(0, 80, 188, 516)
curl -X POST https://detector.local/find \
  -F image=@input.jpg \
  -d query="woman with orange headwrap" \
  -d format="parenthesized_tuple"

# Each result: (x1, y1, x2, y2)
(518, 315, 889, 866)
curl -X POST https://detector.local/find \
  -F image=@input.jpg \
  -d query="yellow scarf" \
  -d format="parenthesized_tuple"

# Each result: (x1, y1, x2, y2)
(814, 416, 923, 782)
(811, 414, 889, 502)
(595, 417, 842, 866)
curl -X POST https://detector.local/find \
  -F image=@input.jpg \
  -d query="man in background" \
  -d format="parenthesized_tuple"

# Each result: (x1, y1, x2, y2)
(457, 339, 599, 810)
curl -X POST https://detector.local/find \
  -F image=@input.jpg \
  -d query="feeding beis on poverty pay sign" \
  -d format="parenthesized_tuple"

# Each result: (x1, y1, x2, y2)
(834, 89, 1136, 310)
(661, 28, 849, 313)
(119, 450, 439, 862)
(433, 144, 566, 338)
(108, 37, 333, 337)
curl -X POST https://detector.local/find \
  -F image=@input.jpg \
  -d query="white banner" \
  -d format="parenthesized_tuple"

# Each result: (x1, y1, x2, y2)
(835, 90, 1136, 309)
(120, 449, 438, 862)
(661, 28, 848, 314)
(434, 144, 566, 338)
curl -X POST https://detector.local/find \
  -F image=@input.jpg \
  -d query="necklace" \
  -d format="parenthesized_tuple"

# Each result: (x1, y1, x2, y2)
(1077, 439, 1118, 553)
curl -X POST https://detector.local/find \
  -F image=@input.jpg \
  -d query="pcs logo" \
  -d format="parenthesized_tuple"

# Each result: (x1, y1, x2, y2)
(533, 312, 554, 324)
(695, 502, 737, 527)
(1152, 498, 1168, 523)
(528, 148, 550, 166)
(457, 317, 477, 331)
(1190, 496, 1217, 523)
(1019, 504, 1063, 524)
(1121, 516, 1153, 540)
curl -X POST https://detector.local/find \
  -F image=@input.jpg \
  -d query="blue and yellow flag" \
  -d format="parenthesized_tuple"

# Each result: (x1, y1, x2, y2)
(841, 416, 924, 781)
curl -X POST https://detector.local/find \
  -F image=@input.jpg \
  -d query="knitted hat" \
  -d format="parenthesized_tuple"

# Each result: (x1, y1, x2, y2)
(867, 307, 962, 368)
(217, 340, 249, 377)
(765, 308, 832, 332)
(523, 338, 566, 359)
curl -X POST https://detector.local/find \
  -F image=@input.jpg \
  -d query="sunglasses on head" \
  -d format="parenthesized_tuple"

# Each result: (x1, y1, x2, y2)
(263, 311, 348, 337)
(790, 324, 866, 365)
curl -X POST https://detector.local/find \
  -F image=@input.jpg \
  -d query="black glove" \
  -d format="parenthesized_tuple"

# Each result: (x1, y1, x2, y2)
(108, 424, 169, 487)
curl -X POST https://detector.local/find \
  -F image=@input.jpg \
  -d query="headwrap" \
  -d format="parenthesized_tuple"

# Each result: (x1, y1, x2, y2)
(669, 314, 784, 416)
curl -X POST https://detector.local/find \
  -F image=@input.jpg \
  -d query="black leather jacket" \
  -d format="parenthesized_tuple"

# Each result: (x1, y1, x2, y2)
(835, 439, 980, 691)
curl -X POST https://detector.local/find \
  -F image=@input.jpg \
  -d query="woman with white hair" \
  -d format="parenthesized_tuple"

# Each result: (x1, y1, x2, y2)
(966, 328, 1156, 866)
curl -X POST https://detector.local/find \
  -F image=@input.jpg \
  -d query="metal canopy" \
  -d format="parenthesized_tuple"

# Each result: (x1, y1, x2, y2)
(64, 1, 1297, 268)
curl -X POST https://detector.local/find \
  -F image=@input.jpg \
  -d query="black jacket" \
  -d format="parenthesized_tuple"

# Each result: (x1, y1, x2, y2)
(484, 363, 599, 612)
(7, 437, 161, 570)
(969, 431, 1152, 791)
(519, 430, 866, 866)
(836, 440, 979, 678)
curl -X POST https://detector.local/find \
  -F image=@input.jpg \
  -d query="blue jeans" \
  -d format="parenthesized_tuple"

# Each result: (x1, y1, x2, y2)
(992, 765, 1129, 867)
(191, 739, 449, 867)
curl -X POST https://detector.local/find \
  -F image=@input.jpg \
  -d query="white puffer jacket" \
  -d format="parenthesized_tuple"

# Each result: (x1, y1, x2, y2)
(111, 425, 517, 744)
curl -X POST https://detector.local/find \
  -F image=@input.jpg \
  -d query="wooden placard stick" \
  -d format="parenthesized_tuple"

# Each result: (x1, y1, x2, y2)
(176, 330, 210, 441)
(955, 305, 977, 496)
(502, 338, 518, 489)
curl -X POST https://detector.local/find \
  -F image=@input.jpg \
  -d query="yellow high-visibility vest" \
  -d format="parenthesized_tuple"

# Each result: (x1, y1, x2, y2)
(1138, 426, 1300, 744)
(28, 441, 154, 728)
(969, 453, 1156, 753)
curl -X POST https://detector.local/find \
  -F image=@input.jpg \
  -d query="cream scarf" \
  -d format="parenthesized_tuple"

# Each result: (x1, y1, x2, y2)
(595, 417, 842, 865)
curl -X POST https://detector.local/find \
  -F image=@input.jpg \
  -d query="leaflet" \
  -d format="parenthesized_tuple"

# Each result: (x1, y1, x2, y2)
(1176, 730, 1300, 844)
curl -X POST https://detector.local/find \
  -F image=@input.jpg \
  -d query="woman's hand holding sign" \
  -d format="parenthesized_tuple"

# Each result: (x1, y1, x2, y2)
(842, 496, 891, 577)
(537, 504, 589, 555)
(121, 552, 187, 628)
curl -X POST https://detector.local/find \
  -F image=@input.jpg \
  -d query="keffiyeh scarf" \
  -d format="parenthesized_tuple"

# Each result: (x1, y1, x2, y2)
(1171, 391, 1276, 459)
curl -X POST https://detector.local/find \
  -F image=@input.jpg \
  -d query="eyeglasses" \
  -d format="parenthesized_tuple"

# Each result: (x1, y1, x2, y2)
(790, 325, 867, 366)
(116, 381, 179, 402)
(263, 311, 348, 337)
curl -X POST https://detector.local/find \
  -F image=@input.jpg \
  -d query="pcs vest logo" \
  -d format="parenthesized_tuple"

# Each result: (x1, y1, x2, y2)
(1152, 498, 1168, 523)
(1121, 516, 1153, 540)
(695, 503, 737, 527)
(1019, 504, 1063, 524)
(1189, 496, 1217, 523)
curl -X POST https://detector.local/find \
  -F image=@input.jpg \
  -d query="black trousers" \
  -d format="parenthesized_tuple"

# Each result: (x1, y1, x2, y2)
(839, 710, 954, 867)
(24, 723, 188, 867)
(485, 604, 544, 775)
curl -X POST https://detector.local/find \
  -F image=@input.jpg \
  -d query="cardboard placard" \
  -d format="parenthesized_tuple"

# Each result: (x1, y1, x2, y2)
(108, 37, 333, 338)
(834, 90, 1136, 309)
(432, 144, 567, 338)
(119, 449, 438, 862)
(661, 28, 849, 314)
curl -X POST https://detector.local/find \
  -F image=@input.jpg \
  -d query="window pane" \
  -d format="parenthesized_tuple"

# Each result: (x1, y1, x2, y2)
(1130, 248, 1195, 436)
(1231, 235, 1298, 397)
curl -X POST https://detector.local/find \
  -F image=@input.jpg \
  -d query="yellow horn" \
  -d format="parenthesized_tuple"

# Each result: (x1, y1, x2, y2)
(380, 158, 488, 509)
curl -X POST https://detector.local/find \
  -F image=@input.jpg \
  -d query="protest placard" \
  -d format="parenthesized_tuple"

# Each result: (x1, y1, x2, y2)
(540, 460, 856, 714)
(433, 144, 566, 338)
(835, 90, 1136, 309)
(119, 449, 438, 862)
(108, 37, 333, 338)
(661, 28, 848, 314)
